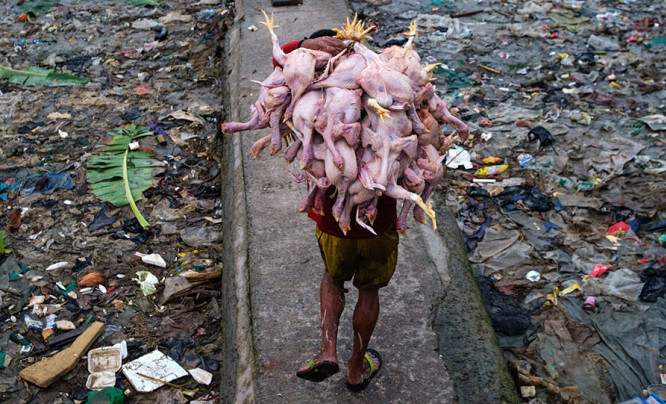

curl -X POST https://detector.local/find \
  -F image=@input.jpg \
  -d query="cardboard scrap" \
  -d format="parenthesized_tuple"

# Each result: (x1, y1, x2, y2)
(122, 349, 188, 393)
(19, 322, 105, 388)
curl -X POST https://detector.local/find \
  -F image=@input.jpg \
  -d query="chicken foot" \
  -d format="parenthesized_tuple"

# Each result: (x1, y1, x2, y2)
(413, 182, 435, 224)
(384, 182, 436, 230)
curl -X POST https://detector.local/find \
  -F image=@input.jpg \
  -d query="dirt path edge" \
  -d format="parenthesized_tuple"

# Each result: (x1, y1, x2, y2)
(431, 190, 520, 403)
(216, 0, 258, 403)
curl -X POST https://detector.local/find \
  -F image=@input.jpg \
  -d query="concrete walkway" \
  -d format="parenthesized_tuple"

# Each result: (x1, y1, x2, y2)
(218, 1, 518, 403)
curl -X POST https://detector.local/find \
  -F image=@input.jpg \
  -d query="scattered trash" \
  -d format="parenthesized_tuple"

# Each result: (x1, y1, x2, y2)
(45, 261, 69, 271)
(446, 148, 473, 169)
(87, 387, 125, 404)
(582, 295, 597, 311)
(87, 346, 123, 390)
(134, 252, 167, 268)
(133, 271, 159, 296)
(78, 272, 108, 287)
(0, 1, 228, 401)
(189, 368, 213, 385)
(527, 126, 555, 151)
(474, 165, 508, 177)
(526, 270, 541, 282)
(517, 154, 535, 168)
(586, 264, 611, 278)
(639, 264, 666, 302)
(121, 349, 188, 393)
(20, 322, 105, 388)
(56, 320, 76, 330)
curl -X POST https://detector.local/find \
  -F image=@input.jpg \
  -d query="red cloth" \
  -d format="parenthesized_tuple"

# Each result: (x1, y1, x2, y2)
(272, 40, 302, 68)
(308, 189, 397, 239)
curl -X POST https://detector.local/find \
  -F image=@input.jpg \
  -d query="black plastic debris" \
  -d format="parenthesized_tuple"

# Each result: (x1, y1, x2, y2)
(88, 204, 119, 233)
(495, 185, 554, 212)
(160, 335, 195, 362)
(72, 256, 92, 272)
(528, 126, 557, 154)
(639, 264, 666, 302)
(475, 275, 532, 338)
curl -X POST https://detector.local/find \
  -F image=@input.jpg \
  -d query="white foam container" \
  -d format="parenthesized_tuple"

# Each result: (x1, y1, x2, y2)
(86, 346, 123, 390)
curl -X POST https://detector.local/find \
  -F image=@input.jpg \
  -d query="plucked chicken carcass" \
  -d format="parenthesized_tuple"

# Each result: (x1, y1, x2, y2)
(221, 13, 471, 235)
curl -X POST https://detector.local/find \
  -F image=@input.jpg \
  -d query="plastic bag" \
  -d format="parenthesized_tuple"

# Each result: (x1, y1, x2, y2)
(133, 271, 159, 296)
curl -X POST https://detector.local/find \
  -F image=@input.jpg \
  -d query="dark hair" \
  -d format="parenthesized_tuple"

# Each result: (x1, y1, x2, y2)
(308, 29, 336, 39)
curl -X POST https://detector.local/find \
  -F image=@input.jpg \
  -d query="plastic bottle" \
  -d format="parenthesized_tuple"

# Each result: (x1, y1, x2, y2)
(577, 181, 595, 192)
(9, 332, 30, 346)
(474, 164, 508, 176)
(88, 387, 124, 404)
(554, 177, 576, 191)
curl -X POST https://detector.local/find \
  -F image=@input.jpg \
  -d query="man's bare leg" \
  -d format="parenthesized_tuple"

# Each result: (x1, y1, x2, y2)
(347, 288, 381, 384)
(299, 270, 344, 370)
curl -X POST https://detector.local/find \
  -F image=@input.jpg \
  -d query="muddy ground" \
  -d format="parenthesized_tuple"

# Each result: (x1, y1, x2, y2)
(350, 0, 666, 402)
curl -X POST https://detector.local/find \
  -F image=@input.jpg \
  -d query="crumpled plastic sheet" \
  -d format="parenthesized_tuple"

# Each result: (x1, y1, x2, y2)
(563, 298, 666, 401)
(543, 250, 576, 273)
(601, 174, 666, 211)
(572, 245, 610, 274)
(20, 172, 75, 195)
(567, 134, 644, 181)
(582, 268, 643, 302)
(536, 310, 609, 403)
(470, 228, 533, 276)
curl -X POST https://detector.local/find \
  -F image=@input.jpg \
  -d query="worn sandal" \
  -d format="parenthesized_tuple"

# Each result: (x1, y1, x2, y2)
(346, 349, 382, 392)
(296, 359, 339, 382)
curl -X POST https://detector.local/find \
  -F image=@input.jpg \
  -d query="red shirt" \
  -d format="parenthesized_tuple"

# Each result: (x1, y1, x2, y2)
(308, 189, 397, 239)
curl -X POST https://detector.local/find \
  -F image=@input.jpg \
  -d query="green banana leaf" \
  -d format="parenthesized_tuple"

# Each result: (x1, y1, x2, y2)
(18, 0, 56, 15)
(0, 231, 11, 254)
(0, 65, 89, 87)
(87, 125, 162, 229)
(125, 0, 160, 7)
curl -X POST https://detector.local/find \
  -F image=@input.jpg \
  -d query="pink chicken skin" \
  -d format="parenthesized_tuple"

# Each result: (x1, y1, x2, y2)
(221, 67, 289, 140)
(314, 87, 363, 169)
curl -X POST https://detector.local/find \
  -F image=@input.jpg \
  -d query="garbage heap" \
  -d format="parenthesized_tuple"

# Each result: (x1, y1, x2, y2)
(1, 0, 232, 402)
(353, 0, 666, 402)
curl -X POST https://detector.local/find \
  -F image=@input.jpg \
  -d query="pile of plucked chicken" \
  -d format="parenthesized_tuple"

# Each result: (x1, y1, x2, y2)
(222, 13, 470, 236)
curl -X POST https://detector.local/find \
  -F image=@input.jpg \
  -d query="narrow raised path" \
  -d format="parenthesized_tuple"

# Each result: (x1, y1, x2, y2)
(219, 1, 518, 403)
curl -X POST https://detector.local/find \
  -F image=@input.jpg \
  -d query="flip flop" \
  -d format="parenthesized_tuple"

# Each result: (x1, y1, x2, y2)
(296, 359, 339, 382)
(346, 349, 382, 392)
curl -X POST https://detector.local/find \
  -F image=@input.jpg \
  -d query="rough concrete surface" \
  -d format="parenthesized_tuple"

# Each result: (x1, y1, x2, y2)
(219, 0, 516, 403)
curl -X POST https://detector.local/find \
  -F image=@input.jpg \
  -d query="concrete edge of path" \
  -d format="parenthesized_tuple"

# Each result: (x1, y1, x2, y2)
(431, 191, 520, 403)
(217, 0, 257, 403)
(215, 0, 518, 401)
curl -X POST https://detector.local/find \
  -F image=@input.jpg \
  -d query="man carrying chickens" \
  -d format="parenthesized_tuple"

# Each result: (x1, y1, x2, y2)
(222, 12, 469, 392)
(268, 19, 391, 392)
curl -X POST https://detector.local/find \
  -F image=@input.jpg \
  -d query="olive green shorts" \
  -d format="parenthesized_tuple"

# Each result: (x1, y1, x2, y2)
(316, 226, 399, 291)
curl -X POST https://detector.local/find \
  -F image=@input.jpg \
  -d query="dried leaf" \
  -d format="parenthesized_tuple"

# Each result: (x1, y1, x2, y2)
(78, 272, 108, 287)
(7, 209, 21, 231)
